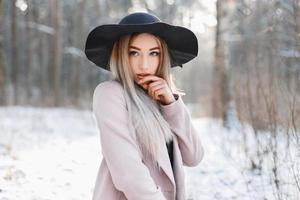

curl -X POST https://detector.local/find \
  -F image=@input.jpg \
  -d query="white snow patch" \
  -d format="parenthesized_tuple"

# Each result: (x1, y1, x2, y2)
(0, 107, 299, 200)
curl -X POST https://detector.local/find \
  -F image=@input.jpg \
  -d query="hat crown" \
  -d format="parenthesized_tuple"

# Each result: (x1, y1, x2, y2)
(118, 12, 161, 25)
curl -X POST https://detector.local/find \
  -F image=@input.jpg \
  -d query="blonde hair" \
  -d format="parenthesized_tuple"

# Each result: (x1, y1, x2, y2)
(109, 33, 183, 168)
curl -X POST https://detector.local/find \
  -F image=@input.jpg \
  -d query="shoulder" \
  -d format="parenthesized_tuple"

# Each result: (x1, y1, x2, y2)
(93, 80, 126, 109)
(94, 79, 123, 92)
(93, 80, 124, 98)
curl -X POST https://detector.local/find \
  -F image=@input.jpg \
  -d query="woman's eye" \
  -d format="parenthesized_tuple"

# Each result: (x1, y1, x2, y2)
(129, 51, 139, 56)
(150, 51, 160, 56)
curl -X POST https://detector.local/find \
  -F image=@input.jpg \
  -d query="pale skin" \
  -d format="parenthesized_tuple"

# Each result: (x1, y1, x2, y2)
(128, 33, 175, 105)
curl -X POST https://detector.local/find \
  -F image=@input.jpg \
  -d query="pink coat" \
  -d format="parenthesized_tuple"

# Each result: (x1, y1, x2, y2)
(92, 80, 204, 200)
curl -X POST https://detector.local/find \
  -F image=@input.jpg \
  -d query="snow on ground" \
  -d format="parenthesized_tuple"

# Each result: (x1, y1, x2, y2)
(0, 107, 100, 200)
(0, 106, 299, 200)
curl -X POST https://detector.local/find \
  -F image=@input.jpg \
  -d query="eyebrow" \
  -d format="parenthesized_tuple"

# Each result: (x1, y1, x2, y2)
(129, 46, 160, 51)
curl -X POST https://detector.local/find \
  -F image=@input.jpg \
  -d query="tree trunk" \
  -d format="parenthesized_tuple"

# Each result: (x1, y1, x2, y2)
(293, 0, 300, 92)
(11, 0, 19, 105)
(25, 0, 33, 105)
(70, 0, 87, 107)
(0, 0, 5, 105)
(50, 0, 63, 106)
(212, 0, 230, 123)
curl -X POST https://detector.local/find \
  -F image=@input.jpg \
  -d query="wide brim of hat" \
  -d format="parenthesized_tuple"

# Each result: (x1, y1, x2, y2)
(84, 22, 198, 70)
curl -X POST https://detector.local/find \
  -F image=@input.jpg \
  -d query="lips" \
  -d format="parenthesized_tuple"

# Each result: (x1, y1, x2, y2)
(136, 74, 150, 80)
(137, 75, 145, 79)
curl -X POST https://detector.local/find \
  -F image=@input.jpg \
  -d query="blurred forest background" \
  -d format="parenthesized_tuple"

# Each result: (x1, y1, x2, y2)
(1, 0, 299, 124)
(1, 0, 300, 199)
(0, 0, 215, 114)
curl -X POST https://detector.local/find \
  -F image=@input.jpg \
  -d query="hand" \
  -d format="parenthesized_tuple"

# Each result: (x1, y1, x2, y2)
(137, 75, 176, 105)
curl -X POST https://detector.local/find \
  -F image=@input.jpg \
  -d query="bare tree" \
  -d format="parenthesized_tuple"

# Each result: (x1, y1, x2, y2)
(25, 0, 33, 105)
(212, 0, 230, 124)
(11, 0, 19, 105)
(227, 0, 300, 198)
(0, 0, 5, 105)
(70, 0, 87, 107)
(50, 0, 63, 106)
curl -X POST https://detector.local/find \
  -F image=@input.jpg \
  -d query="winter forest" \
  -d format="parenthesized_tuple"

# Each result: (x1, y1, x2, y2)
(1, 0, 300, 199)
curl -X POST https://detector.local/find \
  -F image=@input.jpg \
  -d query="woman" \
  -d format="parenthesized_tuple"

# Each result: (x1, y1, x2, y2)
(85, 12, 204, 200)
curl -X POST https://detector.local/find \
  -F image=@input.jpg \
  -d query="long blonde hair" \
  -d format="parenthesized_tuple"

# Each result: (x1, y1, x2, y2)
(109, 33, 182, 167)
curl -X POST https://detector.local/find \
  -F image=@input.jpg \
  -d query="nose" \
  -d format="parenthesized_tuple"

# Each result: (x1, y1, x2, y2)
(139, 54, 149, 70)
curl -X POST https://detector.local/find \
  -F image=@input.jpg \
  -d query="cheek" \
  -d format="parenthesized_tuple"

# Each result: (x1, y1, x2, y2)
(151, 58, 160, 72)
(129, 58, 138, 72)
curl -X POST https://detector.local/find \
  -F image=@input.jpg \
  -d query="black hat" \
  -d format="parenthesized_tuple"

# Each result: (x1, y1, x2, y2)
(84, 12, 198, 71)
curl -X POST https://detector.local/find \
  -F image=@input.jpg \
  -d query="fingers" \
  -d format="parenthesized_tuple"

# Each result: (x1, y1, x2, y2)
(136, 75, 169, 102)
(145, 79, 164, 99)
(153, 88, 165, 100)
(149, 84, 165, 99)
(137, 75, 161, 85)
(137, 75, 162, 91)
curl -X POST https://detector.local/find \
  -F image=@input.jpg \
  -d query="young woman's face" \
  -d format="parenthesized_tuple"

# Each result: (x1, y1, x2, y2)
(128, 33, 161, 83)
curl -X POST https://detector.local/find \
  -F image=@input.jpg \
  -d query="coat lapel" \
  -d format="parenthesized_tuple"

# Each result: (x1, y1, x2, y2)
(157, 137, 176, 186)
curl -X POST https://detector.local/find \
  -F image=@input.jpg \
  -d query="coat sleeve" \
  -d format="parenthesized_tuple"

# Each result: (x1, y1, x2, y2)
(159, 94, 204, 167)
(92, 82, 166, 200)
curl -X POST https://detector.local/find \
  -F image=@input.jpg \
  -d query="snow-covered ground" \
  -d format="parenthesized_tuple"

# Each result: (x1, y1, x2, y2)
(0, 106, 299, 200)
